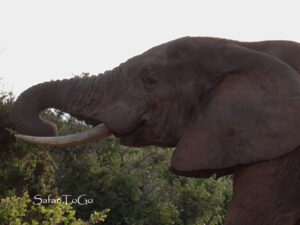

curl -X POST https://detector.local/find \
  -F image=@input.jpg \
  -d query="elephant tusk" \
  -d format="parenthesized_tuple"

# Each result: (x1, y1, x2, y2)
(15, 123, 112, 147)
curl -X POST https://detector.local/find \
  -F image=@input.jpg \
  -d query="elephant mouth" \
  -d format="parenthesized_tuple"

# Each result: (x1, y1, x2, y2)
(115, 122, 143, 136)
(117, 120, 148, 146)
(118, 118, 177, 148)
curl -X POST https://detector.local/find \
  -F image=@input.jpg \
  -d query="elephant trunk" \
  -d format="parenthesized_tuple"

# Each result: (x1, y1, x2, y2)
(12, 74, 116, 145)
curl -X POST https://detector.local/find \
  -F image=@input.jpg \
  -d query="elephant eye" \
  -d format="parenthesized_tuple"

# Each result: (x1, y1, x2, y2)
(144, 76, 157, 85)
(143, 74, 158, 91)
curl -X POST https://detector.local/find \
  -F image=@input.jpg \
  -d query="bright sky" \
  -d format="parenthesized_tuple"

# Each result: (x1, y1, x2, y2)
(1, 0, 300, 97)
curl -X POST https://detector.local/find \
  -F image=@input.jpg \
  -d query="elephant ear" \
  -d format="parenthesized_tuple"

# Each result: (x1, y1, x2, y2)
(171, 50, 300, 172)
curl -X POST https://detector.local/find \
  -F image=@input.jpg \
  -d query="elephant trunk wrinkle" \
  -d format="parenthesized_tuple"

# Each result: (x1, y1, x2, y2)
(12, 79, 69, 136)
(12, 75, 105, 137)
(65, 75, 102, 119)
(12, 66, 128, 145)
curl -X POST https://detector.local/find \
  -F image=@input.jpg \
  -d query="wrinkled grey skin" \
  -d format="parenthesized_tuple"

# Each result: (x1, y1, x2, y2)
(12, 37, 300, 224)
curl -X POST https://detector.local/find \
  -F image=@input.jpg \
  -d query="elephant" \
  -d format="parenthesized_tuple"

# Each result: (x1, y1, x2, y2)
(12, 37, 300, 224)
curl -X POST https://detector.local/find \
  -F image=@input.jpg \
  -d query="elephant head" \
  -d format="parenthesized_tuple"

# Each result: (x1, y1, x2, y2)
(12, 37, 300, 176)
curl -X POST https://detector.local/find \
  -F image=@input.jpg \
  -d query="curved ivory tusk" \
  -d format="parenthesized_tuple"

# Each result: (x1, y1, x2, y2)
(15, 123, 112, 147)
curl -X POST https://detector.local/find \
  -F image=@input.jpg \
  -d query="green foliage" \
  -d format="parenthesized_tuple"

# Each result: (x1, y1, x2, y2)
(0, 87, 14, 147)
(54, 135, 232, 225)
(0, 82, 109, 224)
(0, 78, 233, 225)
(89, 209, 110, 224)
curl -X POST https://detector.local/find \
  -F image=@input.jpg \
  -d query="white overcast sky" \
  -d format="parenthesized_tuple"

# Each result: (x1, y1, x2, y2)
(1, 0, 300, 97)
